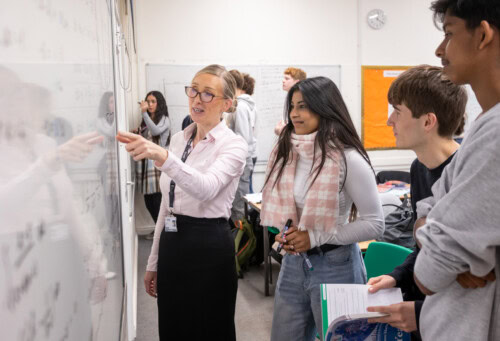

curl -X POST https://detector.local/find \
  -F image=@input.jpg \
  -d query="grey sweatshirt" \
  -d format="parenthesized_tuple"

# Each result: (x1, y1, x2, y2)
(142, 112, 170, 148)
(234, 94, 256, 159)
(414, 103, 500, 341)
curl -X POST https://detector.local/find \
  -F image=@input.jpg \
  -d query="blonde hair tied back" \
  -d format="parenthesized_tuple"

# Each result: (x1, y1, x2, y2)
(194, 64, 238, 113)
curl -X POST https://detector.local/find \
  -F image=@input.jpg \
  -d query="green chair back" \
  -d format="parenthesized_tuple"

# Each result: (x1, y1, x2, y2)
(364, 241, 413, 280)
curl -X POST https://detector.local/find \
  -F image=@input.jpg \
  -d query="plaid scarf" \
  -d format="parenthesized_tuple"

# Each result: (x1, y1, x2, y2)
(260, 132, 341, 232)
(135, 128, 161, 194)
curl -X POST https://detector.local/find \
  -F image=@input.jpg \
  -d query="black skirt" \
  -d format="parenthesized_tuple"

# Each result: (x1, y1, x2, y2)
(156, 214, 237, 340)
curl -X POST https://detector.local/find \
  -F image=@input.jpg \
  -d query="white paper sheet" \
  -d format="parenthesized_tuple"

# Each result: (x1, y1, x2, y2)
(324, 284, 403, 323)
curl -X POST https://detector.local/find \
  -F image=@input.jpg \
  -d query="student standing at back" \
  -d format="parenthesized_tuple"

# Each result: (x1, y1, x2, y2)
(261, 77, 384, 341)
(227, 69, 256, 222)
(274, 67, 307, 135)
(135, 91, 171, 228)
(364, 65, 478, 340)
(412, 1, 500, 340)
(181, 114, 193, 130)
(242, 73, 259, 193)
(282, 67, 307, 92)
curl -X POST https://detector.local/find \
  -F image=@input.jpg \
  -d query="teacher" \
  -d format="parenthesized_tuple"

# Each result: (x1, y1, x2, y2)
(117, 64, 247, 340)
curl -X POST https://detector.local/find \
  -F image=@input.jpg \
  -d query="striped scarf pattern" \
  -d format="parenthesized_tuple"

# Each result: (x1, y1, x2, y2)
(260, 132, 341, 232)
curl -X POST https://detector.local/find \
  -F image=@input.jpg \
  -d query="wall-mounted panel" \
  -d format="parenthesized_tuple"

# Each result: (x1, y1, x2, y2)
(0, 1, 125, 340)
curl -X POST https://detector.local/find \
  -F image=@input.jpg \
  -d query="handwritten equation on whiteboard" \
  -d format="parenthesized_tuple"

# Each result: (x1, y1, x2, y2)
(0, 220, 91, 341)
(1, 0, 125, 339)
(0, 0, 110, 63)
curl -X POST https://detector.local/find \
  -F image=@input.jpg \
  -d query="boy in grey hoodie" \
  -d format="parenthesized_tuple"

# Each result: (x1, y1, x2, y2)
(413, 1, 500, 340)
(242, 73, 258, 193)
(229, 70, 257, 222)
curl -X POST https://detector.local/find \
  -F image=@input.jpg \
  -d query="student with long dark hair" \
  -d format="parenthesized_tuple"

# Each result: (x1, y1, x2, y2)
(260, 77, 384, 341)
(135, 90, 171, 226)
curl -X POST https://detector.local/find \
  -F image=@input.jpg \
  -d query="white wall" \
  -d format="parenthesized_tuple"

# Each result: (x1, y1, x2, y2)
(135, 0, 445, 189)
(359, 0, 443, 170)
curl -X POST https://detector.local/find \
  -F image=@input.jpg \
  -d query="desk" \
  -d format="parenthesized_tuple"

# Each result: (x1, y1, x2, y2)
(359, 240, 375, 252)
(242, 197, 274, 296)
(247, 201, 261, 212)
(243, 195, 376, 296)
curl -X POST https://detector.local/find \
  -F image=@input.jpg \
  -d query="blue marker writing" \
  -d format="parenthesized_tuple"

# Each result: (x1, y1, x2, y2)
(276, 219, 292, 253)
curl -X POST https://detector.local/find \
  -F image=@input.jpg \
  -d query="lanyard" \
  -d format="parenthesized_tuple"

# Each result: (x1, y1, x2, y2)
(168, 129, 197, 213)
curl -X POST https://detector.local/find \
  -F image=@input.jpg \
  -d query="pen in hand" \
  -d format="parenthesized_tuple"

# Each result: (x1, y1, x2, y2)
(276, 219, 292, 253)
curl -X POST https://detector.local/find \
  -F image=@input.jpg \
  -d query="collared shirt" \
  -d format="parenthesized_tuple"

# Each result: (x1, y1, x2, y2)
(147, 120, 247, 271)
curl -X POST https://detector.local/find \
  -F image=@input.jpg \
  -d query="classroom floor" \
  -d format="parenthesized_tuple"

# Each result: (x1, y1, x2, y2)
(136, 237, 281, 341)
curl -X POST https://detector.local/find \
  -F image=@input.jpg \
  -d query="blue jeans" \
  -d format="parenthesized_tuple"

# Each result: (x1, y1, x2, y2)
(270, 244, 366, 341)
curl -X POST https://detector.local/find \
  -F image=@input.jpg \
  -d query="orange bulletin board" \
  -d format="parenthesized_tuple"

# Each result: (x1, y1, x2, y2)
(362, 66, 412, 150)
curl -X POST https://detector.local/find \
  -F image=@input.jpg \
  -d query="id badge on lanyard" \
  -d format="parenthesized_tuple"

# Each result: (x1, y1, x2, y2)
(164, 213, 177, 232)
(165, 130, 195, 233)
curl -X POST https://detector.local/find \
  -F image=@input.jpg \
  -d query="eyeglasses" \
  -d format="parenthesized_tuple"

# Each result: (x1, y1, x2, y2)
(184, 86, 223, 103)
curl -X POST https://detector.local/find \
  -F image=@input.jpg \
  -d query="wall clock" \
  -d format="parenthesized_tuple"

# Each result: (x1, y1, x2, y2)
(367, 9, 387, 30)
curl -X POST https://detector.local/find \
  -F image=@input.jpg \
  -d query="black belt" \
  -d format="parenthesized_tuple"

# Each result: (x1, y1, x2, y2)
(173, 214, 228, 225)
(307, 244, 341, 256)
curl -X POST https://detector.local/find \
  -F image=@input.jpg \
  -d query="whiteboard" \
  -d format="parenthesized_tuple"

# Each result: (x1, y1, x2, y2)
(0, 1, 124, 340)
(146, 64, 341, 162)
